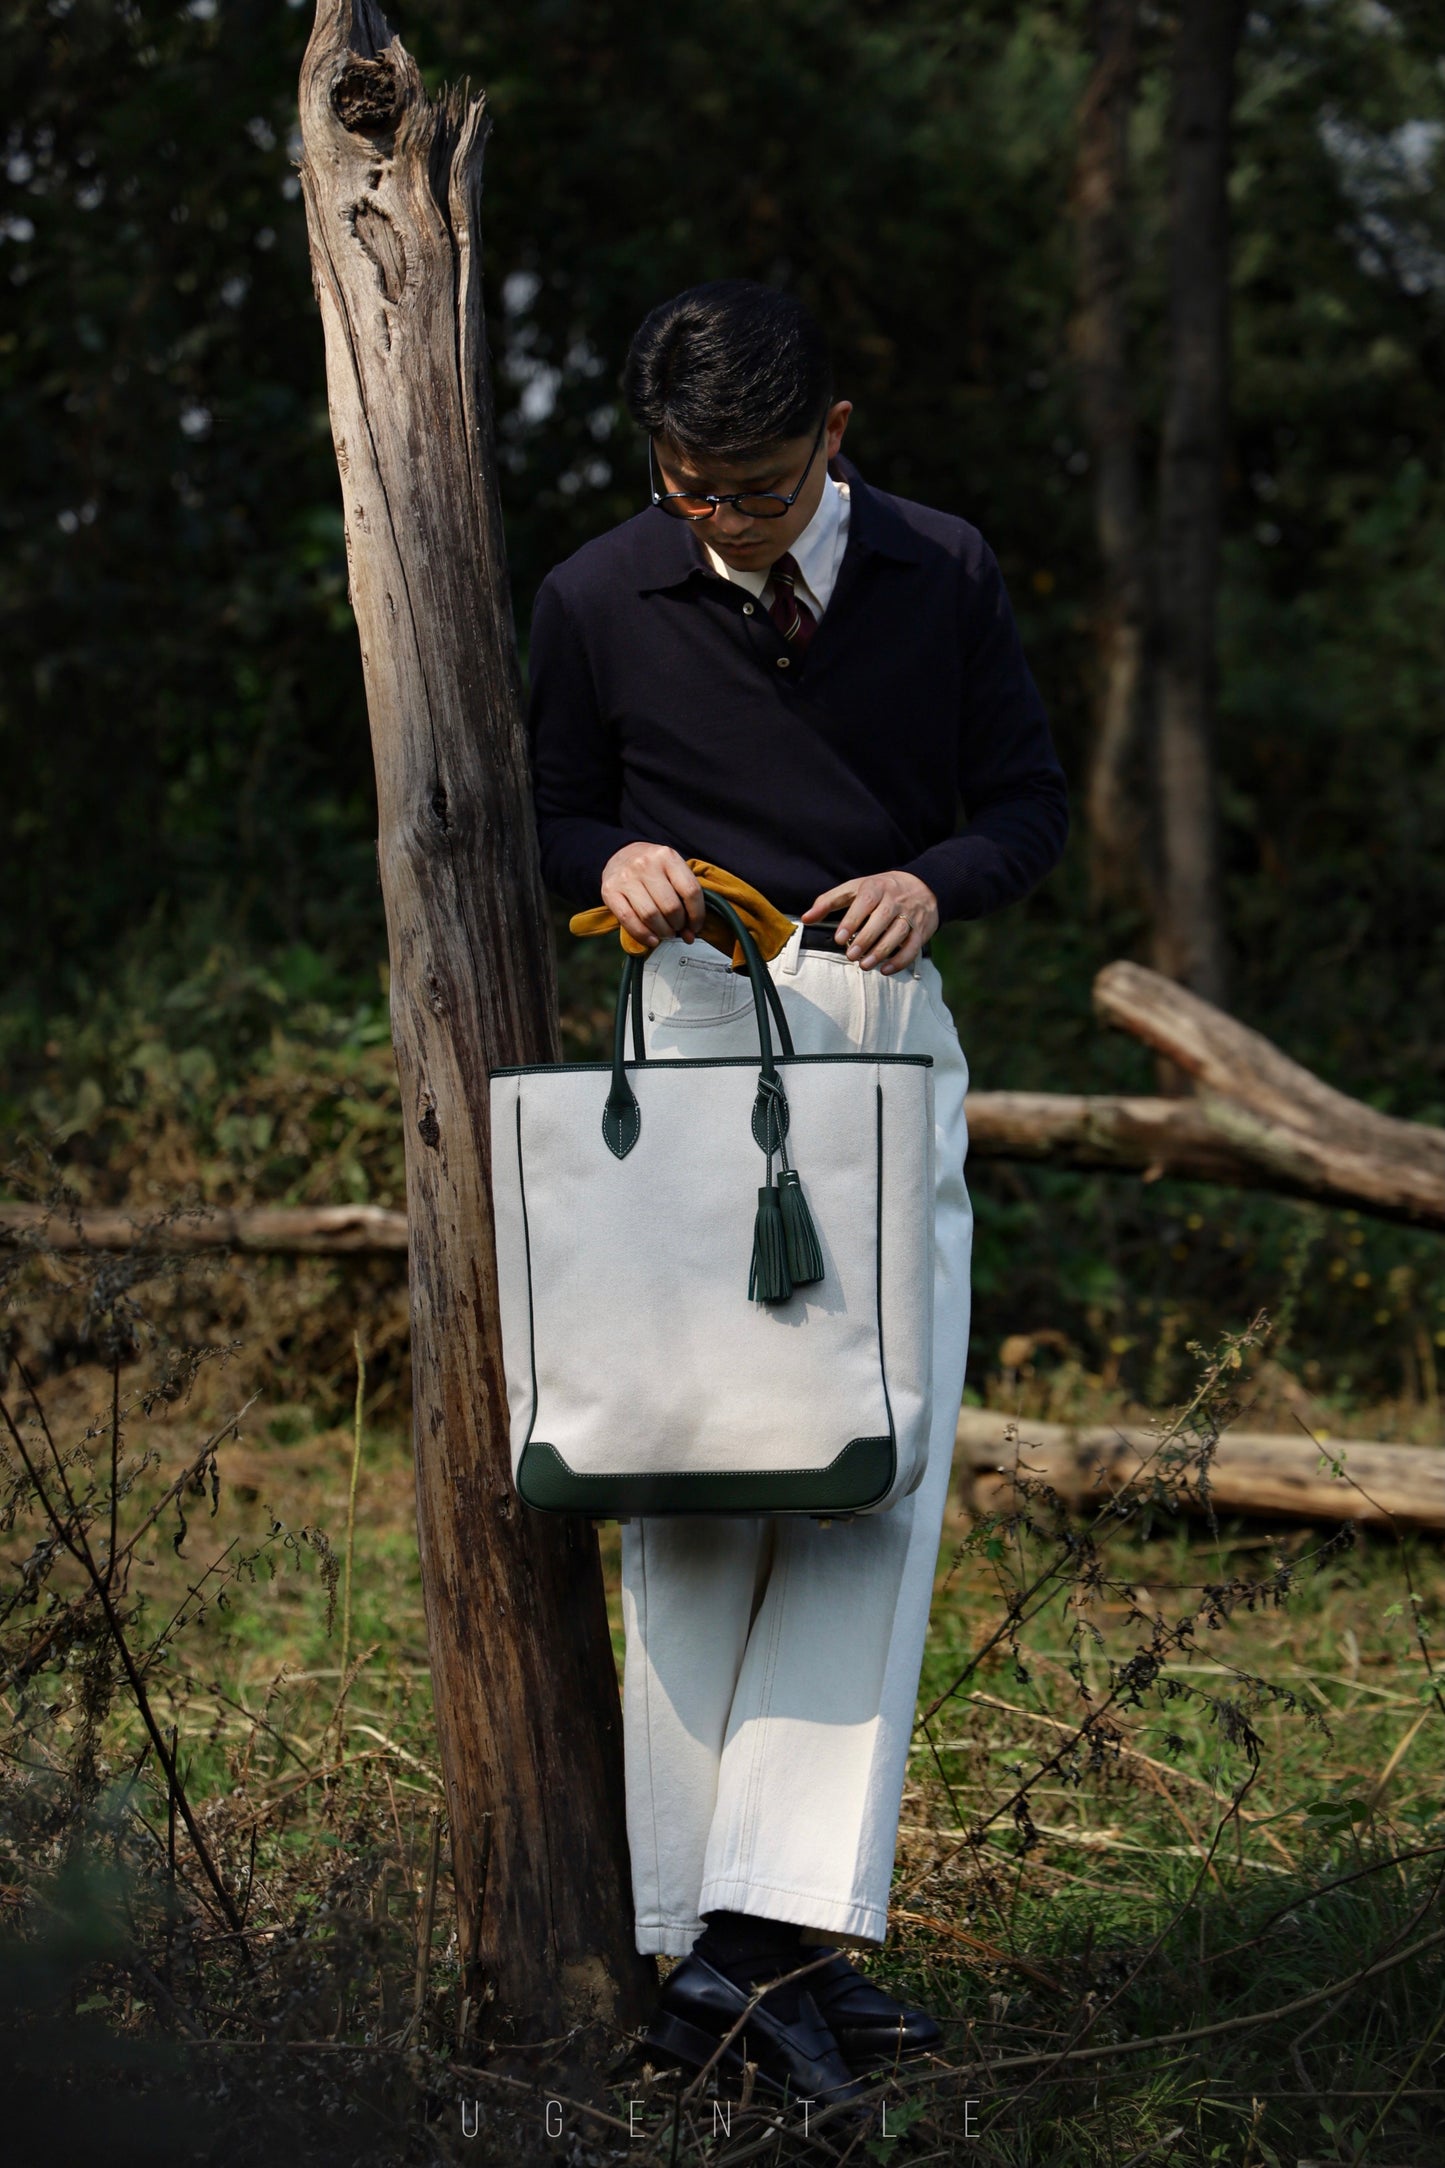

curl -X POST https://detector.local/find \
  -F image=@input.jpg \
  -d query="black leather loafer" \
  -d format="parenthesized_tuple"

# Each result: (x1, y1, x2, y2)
(640, 1952, 866, 2103)
(802, 1950, 943, 2071)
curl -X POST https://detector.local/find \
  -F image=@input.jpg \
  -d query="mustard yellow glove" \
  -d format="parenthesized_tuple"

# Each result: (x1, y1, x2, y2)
(569, 858, 798, 967)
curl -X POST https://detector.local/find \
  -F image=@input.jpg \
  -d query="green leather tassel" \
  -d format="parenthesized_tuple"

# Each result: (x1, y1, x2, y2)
(748, 1184, 793, 1304)
(776, 1167, 824, 1286)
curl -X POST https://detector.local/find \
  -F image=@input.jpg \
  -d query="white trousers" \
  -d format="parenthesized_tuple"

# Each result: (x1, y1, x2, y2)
(620, 923, 973, 1956)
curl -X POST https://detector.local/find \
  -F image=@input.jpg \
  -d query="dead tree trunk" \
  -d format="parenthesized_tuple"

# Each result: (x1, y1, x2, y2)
(1070, 0, 1150, 907)
(297, 0, 650, 2036)
(1152, 0, 1245, 1005)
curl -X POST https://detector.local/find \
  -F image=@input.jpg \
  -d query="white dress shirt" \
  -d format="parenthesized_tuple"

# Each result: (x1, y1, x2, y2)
(703, 470, 851, 621)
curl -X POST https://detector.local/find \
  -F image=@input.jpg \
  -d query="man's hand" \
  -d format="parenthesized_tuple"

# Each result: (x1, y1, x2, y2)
(600, 842, 706, 948)
(800, 870, 939, 973)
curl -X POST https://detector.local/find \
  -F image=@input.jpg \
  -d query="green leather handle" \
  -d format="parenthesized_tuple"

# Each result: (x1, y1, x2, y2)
(602, 888, 797, 1158)
(621, 891, 796, 1064)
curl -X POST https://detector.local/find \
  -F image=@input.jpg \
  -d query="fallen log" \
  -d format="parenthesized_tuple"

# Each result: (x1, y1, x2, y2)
(966, 1090, 1311, 1191)
(0, 1203, 410, 1253)
(956, 1407, 1445, 1531)
(1095, 961, 1445, 1229)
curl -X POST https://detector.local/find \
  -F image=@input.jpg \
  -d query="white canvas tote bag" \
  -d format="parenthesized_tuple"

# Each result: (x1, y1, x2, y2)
(489, 892, 935, 1519)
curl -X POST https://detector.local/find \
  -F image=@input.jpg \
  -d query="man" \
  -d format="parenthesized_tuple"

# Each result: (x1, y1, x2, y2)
(527, 281, 1068, 2100)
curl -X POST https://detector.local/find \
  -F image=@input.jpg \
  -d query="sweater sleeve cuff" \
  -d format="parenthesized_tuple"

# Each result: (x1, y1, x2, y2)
(539, 819, 654, 909)
(900, 841, 989, 925)
(581, 825, 655, 896)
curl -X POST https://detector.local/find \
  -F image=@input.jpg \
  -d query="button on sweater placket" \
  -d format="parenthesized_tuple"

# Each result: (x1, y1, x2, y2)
(732, 586, 800, 680)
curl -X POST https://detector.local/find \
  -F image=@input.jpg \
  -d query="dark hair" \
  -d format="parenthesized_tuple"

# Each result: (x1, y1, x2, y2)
(622, 281, 833, 461)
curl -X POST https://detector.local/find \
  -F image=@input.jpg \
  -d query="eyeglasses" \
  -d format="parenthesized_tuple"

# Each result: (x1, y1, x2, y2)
(648, 423, 825, 521)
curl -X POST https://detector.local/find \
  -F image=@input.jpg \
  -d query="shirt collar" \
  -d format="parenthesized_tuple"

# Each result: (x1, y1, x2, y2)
(702, 467, 846, 599)
(632, 455, 923, 595)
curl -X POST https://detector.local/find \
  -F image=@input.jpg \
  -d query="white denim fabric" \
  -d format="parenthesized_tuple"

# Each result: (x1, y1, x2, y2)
(620, 922, 973, 1955)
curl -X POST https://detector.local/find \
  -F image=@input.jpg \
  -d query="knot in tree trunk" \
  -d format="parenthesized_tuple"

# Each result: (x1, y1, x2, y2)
(334, 54, 402, 134)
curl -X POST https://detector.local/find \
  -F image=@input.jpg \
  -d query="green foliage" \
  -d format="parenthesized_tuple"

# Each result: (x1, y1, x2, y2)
(1, 0, 378, 982)
(0, 938, 400, 1208)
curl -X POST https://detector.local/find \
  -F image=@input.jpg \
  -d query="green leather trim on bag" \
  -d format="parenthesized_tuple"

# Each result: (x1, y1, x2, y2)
(491, 1053, 933, 1077)
(515, 1435, 896, 1517)
(601, 1080, 641, 1158)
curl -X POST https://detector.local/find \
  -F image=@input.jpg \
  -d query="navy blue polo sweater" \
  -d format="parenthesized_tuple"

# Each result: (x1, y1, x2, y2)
(525, 456, 1069, 924)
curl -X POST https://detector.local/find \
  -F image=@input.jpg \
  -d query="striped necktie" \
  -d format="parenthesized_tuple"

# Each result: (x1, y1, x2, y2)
(767, 553, 817, 653)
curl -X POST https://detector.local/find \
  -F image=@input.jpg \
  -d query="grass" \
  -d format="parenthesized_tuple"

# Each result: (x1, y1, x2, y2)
(2, 1265, 1443, 2165)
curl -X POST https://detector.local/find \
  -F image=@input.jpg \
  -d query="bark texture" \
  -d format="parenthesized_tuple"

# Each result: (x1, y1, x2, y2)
(1152, 0, 1246, 1004)
(956, 1409, 1445, 1531)
(296, 0, 650, 2034)
(1070, 0, 1150, 905)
